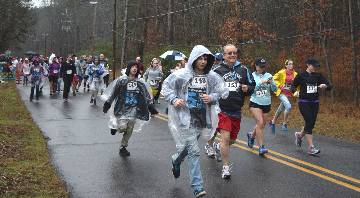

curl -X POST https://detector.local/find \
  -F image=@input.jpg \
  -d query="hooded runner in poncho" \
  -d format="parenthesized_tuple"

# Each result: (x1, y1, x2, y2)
(161, 45, 228, 197)
(102, 61, 152, 156)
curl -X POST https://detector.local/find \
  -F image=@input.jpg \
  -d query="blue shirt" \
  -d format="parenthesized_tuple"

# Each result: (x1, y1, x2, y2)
(250, 72, 277, 106)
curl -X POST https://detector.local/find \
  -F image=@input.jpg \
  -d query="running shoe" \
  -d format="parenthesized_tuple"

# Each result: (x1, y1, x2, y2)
(221, 165, 232, 179)
(90, 98, 94, 104)
(171, 157, 180, 179)
(119, 146, 130, 157)
(281, 124, 288, 131)
(204, 143, 215, 158)
(110, 129, 117, 135)
(308, 146, 320, 156)
(295, 132, 303, 147)
(259, 145, 268, 156)
(212, 142, 222, 162)
(269, 121, 276, 134)
(194, 189, 207, 197)
(247, 132, 255, 148)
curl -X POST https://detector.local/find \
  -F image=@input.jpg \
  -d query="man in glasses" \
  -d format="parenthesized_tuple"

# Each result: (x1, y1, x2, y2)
(208, 44, 254, 179)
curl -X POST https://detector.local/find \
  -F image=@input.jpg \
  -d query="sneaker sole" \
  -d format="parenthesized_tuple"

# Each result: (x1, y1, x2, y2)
(222, 175, 231, 180)
(196, 191, 207, 197)
(308, 150, 321, 156)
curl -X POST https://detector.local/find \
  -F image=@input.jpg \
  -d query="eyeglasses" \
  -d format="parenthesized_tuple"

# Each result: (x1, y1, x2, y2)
(224, 52, 237, 55)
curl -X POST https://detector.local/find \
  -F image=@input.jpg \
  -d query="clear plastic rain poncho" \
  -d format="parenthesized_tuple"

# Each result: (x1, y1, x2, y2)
(101, 74, 153, 132)
(161, 45, 229, 150)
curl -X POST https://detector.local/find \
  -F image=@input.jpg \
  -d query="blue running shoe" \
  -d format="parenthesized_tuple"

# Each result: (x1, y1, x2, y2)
(171, 157, 180, 179)
(281, 124, 288, 131)
(247, 132, 255, 148)
(259, 145, 268, 156)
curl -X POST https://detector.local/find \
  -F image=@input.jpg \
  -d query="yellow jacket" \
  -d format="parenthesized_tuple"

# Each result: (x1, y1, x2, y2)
(273, 69, 299, 96)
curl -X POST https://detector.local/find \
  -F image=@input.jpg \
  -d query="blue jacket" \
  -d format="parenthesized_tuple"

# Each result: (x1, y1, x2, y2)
(250, 72, 277, 106)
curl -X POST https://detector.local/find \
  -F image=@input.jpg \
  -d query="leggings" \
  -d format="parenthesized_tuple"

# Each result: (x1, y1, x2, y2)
(298, 102, 319, 134)
(274, 94, 292, 118)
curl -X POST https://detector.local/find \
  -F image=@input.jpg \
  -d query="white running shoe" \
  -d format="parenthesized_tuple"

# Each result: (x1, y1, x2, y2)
(204, 143, 215, 158)
(221, 164, 232, 179)
(213, 142, 222, 162)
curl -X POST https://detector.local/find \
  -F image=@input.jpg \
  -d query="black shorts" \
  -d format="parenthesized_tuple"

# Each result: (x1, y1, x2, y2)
(249, 101, 271, 113)
(48, 76, 58, 83)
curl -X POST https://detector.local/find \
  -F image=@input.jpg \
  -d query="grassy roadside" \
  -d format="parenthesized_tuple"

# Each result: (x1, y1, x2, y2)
(0, 82, 68, 197)
(242, 95, 360, 143)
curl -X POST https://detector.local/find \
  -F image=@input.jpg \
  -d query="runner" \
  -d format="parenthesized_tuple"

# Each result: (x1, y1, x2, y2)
(48, 56, 61, 95)
(269, 59, 299, 133)
(22, 58, 31, 86)
(100, 54, 110, 88)
(292, 59, 332, 156)
(246, 58, 277, 156)
(60, 55, 76, 102)
(29, 59, 46, 101)
(144, 58, 163, 104)
(102, 60, 152, 157)
(161, 45, 228, 197)
(88, 56, 105, 105)
(210, 44, 253, 179)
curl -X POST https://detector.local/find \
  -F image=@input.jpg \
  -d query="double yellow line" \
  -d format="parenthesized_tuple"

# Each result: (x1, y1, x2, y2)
(153, 113, 360, 192)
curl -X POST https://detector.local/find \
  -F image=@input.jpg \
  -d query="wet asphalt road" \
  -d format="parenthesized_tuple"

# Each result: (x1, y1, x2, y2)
(17, 85, 360, 198)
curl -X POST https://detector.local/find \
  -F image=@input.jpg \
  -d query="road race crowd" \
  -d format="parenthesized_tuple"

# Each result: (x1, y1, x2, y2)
(0, 43, 332, 197)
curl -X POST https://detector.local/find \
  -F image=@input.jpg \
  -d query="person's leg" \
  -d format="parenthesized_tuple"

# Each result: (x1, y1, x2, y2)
(304, 103, 319, 149)
(250, 107, 265, 146)
(35, 84, 40, 100)
(121, 120, 135, 148)
(272, 100, 284, 124)
(187, 131, 205, 195)
(280, 94, 292, 126)
(63, 80, 70, 99)
(219, 129, 230, 166)
(30, 85, 35, 100)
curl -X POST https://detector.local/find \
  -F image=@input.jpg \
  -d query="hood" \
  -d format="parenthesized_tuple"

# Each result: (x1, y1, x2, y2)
(186, 45, 214, 74)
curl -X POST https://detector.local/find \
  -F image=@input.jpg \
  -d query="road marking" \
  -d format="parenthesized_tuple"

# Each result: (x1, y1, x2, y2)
(154, 113, 360, 192)
(230, 142, 360, 192)
(235, 139, 360, 185)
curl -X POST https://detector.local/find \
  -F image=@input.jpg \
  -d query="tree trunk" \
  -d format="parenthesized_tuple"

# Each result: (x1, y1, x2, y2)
(167, 0, 174, 44)
(349, 0, 358, 106)
(112, 0, 117, 80)
(120, 0, 129, 69)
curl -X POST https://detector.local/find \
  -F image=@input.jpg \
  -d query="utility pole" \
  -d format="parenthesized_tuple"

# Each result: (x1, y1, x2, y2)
(112, 0, 117, 80)
(349, 0, 358, 107)
(120, 0, 129, 69)
(90, 1, 98, 52)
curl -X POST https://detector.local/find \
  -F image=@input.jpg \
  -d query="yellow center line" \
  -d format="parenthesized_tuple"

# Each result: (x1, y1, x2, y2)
(154, 113, 360, 192)
(235, 139, 360, 185)
(230, 143, 360, 192)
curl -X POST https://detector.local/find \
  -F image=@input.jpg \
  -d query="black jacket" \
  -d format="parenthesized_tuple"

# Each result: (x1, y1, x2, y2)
(60, 61, 76, 81)
(213, 62, 254, 113)
(291, 71, 332, 101)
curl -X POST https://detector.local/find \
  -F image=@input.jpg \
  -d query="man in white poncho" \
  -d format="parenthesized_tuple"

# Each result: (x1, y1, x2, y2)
(161, 45, 228, 197)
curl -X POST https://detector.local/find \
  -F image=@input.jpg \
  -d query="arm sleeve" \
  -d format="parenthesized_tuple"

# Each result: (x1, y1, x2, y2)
(291, 75, 301, 93)
(161, 73, 179, 105)
(319, 74, 332, 91)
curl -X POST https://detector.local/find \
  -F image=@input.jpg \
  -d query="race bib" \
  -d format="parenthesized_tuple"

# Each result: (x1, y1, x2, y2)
(307, 85, 317, 93)
(149, 79, 159, 86)
(127, 81, 138, 91)
(226, 81, 239, 92)
(256, 89, 268, 97)
(35, 68, 40, 72)
(283, 83, 291, 90)
(66, 70, 72, 75)
(53, 70, 58, 74)
(191, 76, 207, 89)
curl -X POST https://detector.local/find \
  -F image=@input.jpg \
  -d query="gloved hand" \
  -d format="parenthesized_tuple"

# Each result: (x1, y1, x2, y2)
(103, 101, 111, 113)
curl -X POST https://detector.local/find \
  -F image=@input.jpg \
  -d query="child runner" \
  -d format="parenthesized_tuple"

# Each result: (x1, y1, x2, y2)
(102, 61, 152, 157)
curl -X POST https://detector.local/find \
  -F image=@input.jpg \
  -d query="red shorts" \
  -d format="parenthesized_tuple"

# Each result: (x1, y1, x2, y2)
(217, 112, 241, 141)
